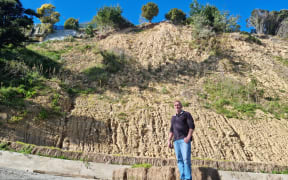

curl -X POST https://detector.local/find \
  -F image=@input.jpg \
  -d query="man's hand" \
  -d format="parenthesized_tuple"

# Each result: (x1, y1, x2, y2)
(184, 129, 193, 143)
(168, 141, 173, 149)
(168, 132, 174, 149)
(184, 137, 190, 143)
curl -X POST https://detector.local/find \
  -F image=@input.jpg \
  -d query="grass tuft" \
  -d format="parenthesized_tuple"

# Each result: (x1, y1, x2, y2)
(131, 163, 152, 168)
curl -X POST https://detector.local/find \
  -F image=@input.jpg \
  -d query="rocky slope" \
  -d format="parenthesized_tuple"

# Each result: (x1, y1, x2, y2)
(1, 22, 288, 166)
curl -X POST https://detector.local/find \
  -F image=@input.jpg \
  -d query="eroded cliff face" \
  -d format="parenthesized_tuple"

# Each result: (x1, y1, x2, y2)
(1, 22, 288, 165)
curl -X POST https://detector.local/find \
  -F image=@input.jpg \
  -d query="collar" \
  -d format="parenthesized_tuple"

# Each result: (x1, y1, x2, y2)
(176, 110, 184, 116)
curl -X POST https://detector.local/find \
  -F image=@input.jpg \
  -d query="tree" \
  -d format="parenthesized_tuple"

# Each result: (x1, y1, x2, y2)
(91, 6, 133, 31)
(165, 8, 186, 24)
(188, 0, 239, 33)
(0, 0, 37, 47)
(37, 4, 60, 33)
(64, 18, 79, 30)
(141, 2, 159, 23)
(277, 18, 288, 38)
(247, 9, 288, 35)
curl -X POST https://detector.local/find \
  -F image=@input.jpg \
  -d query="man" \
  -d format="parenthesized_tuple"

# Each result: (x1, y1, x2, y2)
(168, 100, 195, 180)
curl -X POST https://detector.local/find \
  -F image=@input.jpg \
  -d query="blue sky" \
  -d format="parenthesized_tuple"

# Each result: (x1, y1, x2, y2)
(21, 0, 288, 32)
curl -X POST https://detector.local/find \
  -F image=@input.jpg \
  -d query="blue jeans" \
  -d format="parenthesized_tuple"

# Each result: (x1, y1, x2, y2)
(174, 138, 192, 180)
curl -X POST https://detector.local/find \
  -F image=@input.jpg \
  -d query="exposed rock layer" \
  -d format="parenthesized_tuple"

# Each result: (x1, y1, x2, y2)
(1, 23, 288, 166)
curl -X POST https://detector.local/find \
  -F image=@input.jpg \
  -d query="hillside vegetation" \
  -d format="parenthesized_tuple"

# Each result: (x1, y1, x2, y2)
(1, 22, 288, 166)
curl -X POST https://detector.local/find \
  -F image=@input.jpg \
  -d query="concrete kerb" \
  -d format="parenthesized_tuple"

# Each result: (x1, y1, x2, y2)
(1, 140, 288, 174)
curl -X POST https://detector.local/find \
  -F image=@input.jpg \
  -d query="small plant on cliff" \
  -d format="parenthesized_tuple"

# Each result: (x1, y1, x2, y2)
(51, 93, 61, 113)
(8, 111, 27, 124)
(19, 145, 34, 154)
(83, 50, 125, 85)
(0, 142, 9, 151)
(132, 163, 152, 168)
(244, 34, 262, 45)
(272, 169, 288, 174)
(201, 76, 288, 119)
(85, 25, 94, 37)
(34, 108, 48, 121)
(118, 112, 128, 121)
(161, 87, 169, 94)
(275, 56, 288, 66)
(181, 101, 190, 107)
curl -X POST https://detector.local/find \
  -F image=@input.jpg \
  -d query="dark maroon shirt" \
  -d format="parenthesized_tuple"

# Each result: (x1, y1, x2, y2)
(170, 111, 195, 141)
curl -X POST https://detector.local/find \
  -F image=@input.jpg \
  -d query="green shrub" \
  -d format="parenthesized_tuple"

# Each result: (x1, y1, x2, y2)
(234, 103, 257, 117)
(34, 109, 48, 121)
(245, 35, 262, 45)
(79, 45, 92, 52)
(85, 25, 94, 37)
(64, 18, 79, 30)
(51, 93, 61, 112)
(0, 142, 9, 150)
(0, 86, 25, 107)
(141, 2, 159, 23)
(202, 77, 288, 119)
(161, 87, 169, 94)
(61, 84, 96, 96)
(8, 111, 27, 124)
(216, 107, 238, 118)
(165, 8, 186, 24)
(100, 50, 125, 73)
(189, 14, 216, 39)
(92, 6, 133, 31)
(0, 68, 45, 107)
(0, 47, 61, 78)
(272, 169, 288, 174)
(63, 36, 75, 42)
(83, 66, 109, 84)
(189, 0, 240, 33)
(182, 101, 190, 107)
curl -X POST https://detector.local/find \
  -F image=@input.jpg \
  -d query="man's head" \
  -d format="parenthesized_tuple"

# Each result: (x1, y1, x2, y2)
(174, 100, 182, 114)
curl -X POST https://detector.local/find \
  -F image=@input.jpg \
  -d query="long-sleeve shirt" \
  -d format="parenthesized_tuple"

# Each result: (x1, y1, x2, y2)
(170, 111, 195, 141)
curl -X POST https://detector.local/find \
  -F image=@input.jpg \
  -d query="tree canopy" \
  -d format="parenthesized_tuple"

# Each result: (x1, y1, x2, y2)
(141, 2, 159, 23)
(247, 9, 288, 35)
(165, 8, 186, 24)
(0, 0, 37, 47)
(37, 4, 60, 33)
(188, 0, 240, 33)
(91, 6, 133, 31)
(64, 18, 79, 30)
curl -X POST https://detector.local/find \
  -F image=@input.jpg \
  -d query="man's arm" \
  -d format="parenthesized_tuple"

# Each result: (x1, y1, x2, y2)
(168, 132, 174, 148)
(184, 112, 195, 143)
(168, 117, 174, 148)
(184, 128, 193, 143)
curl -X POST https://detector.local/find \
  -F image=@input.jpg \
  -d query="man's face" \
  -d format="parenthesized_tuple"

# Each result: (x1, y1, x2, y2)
(174, 102, 182, 113)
